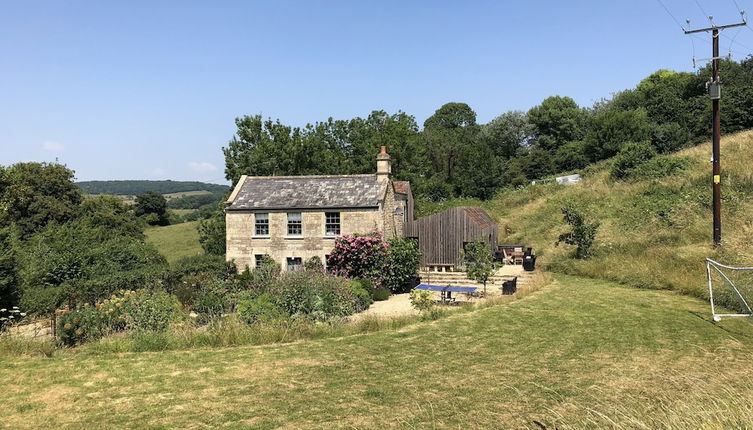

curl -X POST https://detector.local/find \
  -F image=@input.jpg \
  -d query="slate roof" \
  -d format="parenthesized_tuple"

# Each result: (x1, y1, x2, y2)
(226, 175, 383, 210)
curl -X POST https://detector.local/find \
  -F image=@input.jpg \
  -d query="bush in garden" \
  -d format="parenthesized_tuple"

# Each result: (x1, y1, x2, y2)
(193, 280, 228, 321)
(236, 293, 285, 324)
(409, 289, 439, 320)
(382, 237, 421, 293)
(327, 231, 389, 283)
(268, 272, 363, 320)
(57, 289, 184, 346)
(171, 254, 237, 280)
(347, 281, 373, 312)
(304, 256, 324, 272)
(172, 272, 219, 309)
(120, 289, 182, 332)
(327, 232, 421, 294)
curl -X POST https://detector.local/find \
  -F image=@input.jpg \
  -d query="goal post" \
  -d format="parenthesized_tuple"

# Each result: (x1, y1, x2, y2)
(706, 258, 753, 321)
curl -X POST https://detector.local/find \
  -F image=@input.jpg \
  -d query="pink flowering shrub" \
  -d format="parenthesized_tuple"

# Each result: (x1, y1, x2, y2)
(327, 232, 421, 293)
(327, 231, 389, 287)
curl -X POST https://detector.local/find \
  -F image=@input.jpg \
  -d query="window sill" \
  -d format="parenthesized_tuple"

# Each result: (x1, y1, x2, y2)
(252, 235, 271, 239)
(322, 235, 338, 239)
(284, 236, 304, 240)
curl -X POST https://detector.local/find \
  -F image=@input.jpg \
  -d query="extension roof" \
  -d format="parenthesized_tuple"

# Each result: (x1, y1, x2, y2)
(226, 175, 383, 211)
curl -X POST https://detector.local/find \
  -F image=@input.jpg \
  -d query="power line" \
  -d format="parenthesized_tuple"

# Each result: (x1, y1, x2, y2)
(694, 0, 711, 21)
(655, 0, 686, 30)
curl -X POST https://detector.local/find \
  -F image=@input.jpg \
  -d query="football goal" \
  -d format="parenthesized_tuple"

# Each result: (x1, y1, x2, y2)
(706, 258, 753, 322)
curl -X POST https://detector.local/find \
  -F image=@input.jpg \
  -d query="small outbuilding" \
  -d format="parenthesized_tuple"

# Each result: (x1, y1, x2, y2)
(407, 206, 498, 271)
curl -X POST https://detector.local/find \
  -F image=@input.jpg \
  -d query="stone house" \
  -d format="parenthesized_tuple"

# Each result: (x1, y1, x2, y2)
(225, 147, 413, 271)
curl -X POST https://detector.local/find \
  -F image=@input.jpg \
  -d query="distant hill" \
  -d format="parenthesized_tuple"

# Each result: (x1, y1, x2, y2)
(77, 180, 230, 196)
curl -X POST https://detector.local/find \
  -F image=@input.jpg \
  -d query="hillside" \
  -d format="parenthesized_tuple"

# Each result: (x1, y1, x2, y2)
(485, 130, 753, 299)
(77, 180, 229, 196)
(145, 221, 203, 263)
(4, 275, 753, 428)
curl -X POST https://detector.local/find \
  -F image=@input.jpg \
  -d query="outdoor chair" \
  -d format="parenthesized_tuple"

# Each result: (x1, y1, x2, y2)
(502, 277, 518, 295)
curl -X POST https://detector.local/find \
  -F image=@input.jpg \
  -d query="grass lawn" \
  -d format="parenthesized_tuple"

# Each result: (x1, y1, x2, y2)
(4, 275, 753, 428)
(145, 221, 202, 263)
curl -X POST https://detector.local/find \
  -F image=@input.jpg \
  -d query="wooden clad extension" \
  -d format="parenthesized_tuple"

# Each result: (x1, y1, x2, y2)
(407, 206, 498, 268)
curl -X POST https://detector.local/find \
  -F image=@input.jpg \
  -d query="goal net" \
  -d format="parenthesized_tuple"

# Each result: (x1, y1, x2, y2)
(706, 258, 753, 322)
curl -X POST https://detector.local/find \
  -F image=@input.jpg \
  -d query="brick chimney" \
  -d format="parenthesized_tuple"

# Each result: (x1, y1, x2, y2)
(376, 146, 391, 182)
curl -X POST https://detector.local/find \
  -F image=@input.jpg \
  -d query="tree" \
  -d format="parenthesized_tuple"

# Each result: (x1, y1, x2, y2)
(134, 191, 169, 226)
(198, 214, 226, 256)
(584, 109, 653, 161)
(0, 227, 18, 310)
(78, 195, 145, 239)
(553, 141, 589, 172)
(0, 162, 83, 238)
(481, 110, 533, 159)
(423, 102, 480, 185)
(556, 204, 600, 259)
(461, 240, 496, 296)
(16, 220, 168, 314)
(454, 139, 503, 199)
(528, 96, 590, 151)
(382, 237, 421, 293)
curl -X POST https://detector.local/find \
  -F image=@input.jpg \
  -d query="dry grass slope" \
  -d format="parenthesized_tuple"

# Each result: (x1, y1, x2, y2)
(493, 130, 753, 299)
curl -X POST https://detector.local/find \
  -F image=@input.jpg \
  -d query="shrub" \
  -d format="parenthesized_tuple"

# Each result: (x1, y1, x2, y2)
(461, 240, 496, 295)
(198, 214, 225, 255)
(327, 232, 389, 283)
(171, 254, 236, 280)
(193, 281, 228, 321)
(57, 289, 184, 346)
(268, 272, 363, 320)
(651, 121, 691, 153)
(236, 293, 285, 324)
(304, 256, 324, 272)
(348, 281, 373, 311)
(611, 141, 657, 179)
(120, 289, 182, 332)
(420, 178, 454, 202)
(632, 155, 690, 179)
(382, 237, 421, 293)
(555, 203, 600, 259)
(17, 221, 168, 315)
(409, 289, 439, 320)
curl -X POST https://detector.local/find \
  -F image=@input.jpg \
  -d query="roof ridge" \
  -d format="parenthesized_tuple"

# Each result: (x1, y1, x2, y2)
(244, 174, 376, 180)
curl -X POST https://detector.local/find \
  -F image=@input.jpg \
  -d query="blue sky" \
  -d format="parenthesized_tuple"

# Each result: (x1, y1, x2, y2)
(1, 0, 751, 184)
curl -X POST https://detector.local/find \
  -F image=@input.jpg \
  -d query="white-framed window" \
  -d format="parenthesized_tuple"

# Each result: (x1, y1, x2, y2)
(287, 212, 302, 236)
(325, 212, 340, 236)
(255, 213, 269, 236)
(254, 254, 265, 268)
(286, 257, 302, 272)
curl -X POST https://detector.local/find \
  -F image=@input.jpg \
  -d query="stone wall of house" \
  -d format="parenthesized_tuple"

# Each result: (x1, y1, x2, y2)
(226, 208, 384, 271)
(379, 183, 406, 240)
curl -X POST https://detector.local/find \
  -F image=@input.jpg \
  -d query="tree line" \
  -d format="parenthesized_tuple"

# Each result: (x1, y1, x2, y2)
(223, 57, 753, 201)
(77, 180, 229, 196)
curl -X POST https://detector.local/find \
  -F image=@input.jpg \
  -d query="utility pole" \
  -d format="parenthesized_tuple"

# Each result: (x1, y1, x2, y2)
(684, 17, 747, 247)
